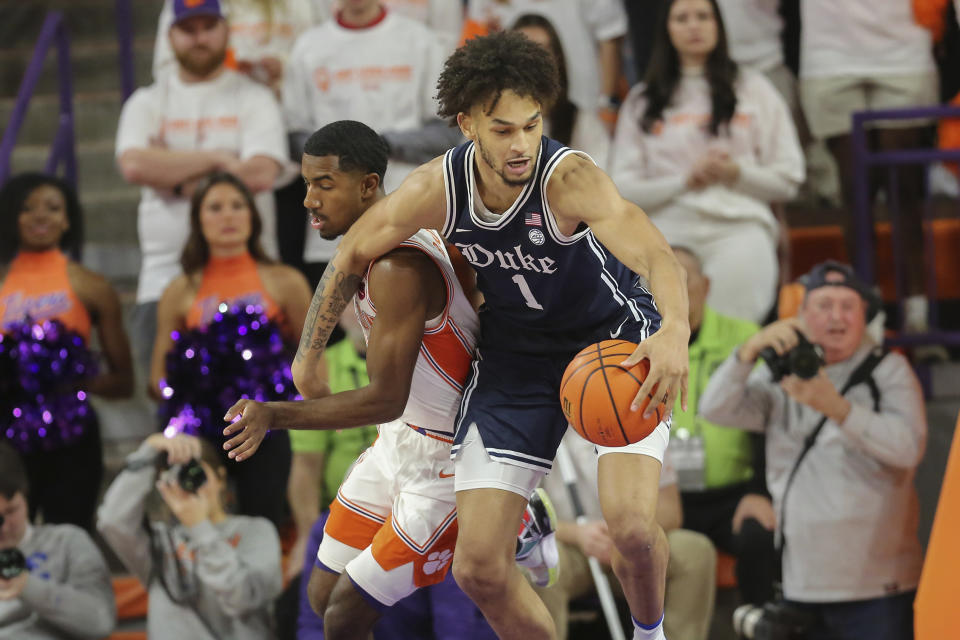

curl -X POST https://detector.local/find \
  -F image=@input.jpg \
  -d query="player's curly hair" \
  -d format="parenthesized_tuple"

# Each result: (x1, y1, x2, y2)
(436, 31, 560, 123)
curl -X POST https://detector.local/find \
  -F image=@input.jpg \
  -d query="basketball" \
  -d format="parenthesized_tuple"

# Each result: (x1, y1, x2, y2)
(560, 340, 667, 447)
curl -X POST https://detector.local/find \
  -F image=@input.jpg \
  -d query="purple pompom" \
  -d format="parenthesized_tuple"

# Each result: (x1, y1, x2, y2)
(0, 318, 98, 454)
(157, 305, 300, 439)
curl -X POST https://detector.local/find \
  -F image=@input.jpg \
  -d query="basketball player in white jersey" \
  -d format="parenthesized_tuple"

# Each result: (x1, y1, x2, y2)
(222, 121, 555, 639)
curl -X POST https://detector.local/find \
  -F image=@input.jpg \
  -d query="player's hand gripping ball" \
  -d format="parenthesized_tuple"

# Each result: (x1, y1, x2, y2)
(560, 340, 667, 446)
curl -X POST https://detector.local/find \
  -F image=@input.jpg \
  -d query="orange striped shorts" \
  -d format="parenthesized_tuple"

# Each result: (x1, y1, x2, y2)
(316, 419, 459, 606)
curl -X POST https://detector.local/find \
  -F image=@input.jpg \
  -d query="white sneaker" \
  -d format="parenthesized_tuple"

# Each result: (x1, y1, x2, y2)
(515, 488, 559, 587)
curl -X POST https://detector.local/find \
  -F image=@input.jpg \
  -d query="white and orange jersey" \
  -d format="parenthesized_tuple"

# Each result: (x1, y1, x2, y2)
(353, 229, 479, 436)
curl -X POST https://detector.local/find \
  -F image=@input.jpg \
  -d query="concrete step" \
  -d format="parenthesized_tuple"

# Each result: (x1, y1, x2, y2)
(83, 241, 141, 285)
(1, 91, 124, 148)
(0, 0, 164, 53)
(80, 187, 141, 247)
(930, 361, 960, 399)
(11, 139, 132, 196)
(0, 37, 154, 99)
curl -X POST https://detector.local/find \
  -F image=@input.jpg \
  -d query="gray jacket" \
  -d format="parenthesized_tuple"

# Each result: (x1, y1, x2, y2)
(0, 524, 115, 639)
(97, 442, 282, 640)
(699, 342, 925, 602)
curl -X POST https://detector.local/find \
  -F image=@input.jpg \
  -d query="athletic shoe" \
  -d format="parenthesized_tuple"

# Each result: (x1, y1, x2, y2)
(515, 487, 559, 588)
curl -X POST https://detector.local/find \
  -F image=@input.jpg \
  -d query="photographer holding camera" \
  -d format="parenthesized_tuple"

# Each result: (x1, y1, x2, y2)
(0, 442, 115, 639)
(97, 432, 282, 639)
(699, 261, 926, 640)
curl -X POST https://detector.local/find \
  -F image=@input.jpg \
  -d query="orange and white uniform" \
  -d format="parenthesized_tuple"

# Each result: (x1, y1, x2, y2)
(184, 253, 281, 330)
(0, 250, 91, 342)
(317, 229, 479, 606)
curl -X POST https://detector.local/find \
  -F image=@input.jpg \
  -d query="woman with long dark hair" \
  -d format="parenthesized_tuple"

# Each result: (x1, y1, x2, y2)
(610, 0, 804, 323)
(0, 172, 134, 531)
(150, 171, 311, 525)
(511, 13, 611, 168)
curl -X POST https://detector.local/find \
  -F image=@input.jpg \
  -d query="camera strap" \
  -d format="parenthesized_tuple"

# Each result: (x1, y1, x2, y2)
(775, 347, 886, 555)
(143, 517, 222, 639)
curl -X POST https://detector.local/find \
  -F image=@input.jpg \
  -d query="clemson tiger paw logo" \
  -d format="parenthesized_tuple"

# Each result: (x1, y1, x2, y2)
(422, 549, 453, 575)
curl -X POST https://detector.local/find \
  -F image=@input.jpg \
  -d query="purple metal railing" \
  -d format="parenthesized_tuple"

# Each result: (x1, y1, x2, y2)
(851, 105, 960, 347)
(0, 11, 76, 187)
(115, 0, 135, 101)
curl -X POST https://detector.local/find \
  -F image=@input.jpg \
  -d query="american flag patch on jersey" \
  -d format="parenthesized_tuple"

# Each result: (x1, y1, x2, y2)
(525, 211, 542, 226)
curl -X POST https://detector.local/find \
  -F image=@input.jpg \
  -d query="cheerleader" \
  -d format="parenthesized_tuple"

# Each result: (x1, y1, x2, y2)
(0, 172, 133, 531)
(150, 171, 311, 525)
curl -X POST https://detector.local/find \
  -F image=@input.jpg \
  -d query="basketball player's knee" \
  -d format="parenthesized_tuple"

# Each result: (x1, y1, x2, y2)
(608, 511, 661, 562)
(452, 549, 510, 601)
(308, 587, 328, 617)
(323, 599, 357, 640)
(323, 577, 380, 640)
(307, 568, 336, 615)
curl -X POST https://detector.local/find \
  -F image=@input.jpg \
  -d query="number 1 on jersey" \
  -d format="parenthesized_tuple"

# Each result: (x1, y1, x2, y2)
(511, 274, 543, 310)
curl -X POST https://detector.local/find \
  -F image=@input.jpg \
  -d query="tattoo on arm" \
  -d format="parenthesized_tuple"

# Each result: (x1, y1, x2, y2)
(295, 263, 362, 363)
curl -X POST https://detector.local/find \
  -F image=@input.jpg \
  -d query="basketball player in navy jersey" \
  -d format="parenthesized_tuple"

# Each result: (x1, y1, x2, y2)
(285, 33, 690, 640)
(222, 121, 557, 640)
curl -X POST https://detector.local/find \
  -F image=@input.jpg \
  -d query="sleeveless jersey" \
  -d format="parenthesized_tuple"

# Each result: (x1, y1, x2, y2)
(441, 136, 660, 354)
(185, 253, 281, 329)
(0, 250, 92, 341)
(353, 229, 479, 436)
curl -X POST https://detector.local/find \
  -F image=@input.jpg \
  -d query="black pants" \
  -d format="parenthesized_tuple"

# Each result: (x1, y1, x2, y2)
(275, 179, 307, 272)
(787, 591, 915, 640)
(216, 430, 291, 527)
(23, 418, 104, 533)
(681, 482, 778, 605)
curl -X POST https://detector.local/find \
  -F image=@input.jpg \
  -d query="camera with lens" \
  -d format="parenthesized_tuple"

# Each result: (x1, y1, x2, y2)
(158, 451, 208, 493)
(759, 331, 825, 382)
(733, 602, 818, 640)
(0, 547, 27, 580)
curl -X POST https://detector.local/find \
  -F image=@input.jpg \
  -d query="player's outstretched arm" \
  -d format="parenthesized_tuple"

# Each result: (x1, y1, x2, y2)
(223, 249, 447, 461)
(290, 158, 448, 397)
(547, 154, 690, 416)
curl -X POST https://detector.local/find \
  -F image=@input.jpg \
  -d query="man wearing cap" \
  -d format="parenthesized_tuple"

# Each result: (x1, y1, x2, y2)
(116, 0, 288, 393)
(699, 260, 926, 640)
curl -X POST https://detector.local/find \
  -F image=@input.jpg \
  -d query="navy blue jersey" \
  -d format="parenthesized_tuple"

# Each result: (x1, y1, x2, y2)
(441, 136, 660, 354)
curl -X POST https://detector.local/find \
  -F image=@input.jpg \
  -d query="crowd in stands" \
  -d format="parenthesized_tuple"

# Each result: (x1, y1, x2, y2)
(0, 0, 950, 638)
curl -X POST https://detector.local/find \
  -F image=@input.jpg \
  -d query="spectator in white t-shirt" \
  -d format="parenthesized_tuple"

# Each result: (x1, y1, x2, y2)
(610, 0, 804, 324)
(116, 0, 288, 390)
(467, 0, 627, 133)
(281, 0, 460, 286)
(154, 0, 326, 285)
(800, 0, 940, 333)
(152, 0, 325, 93)
(715, 0, 806, 141)
(315, 0, 464, 52)
(511, 13, 611, 168)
